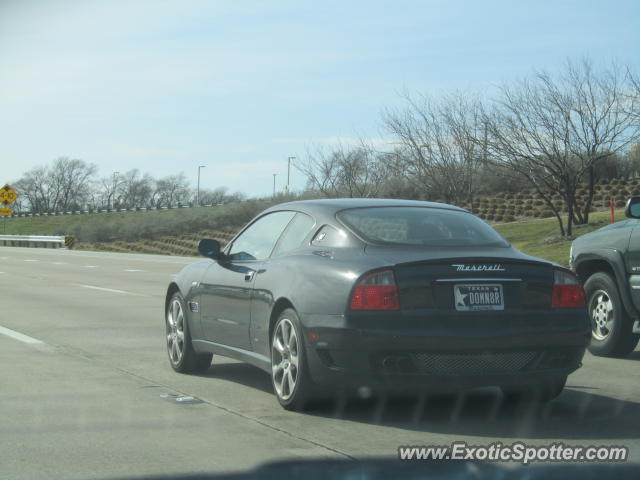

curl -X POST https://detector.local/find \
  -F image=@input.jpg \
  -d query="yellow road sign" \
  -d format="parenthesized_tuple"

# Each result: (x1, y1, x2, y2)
(1, 184, 19, 207)
(0, 208, 13, 216)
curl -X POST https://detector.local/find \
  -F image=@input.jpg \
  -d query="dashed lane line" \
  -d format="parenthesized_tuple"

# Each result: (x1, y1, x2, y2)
(0, 325, 44, 345)
(75, 284, 147, 296)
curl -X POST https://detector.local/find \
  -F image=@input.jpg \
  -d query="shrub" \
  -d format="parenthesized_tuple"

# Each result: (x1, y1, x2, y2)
(71, 200, 270, 243)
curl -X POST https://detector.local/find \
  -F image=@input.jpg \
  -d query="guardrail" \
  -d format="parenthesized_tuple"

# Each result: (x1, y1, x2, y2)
(4, 203, 226, 218)
(0, 235, 75, 249)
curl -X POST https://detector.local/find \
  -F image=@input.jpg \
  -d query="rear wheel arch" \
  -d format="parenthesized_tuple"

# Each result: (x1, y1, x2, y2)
(166, 282, 180, 313)
(576, 256, 637, 319)
(576, 259, 615, 285)
(269, 298, 296, 347)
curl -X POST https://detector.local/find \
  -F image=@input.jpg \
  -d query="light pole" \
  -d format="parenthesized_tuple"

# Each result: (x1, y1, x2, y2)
(197, 165, 206, 206)
(111, 171, 119, 210)
(286, 156, 296, 192)
(272, 173, 277, 198)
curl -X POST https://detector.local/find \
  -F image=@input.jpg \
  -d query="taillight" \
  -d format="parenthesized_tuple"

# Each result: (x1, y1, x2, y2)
(350, 269, 400, 310)
(551, 269, 586, 308)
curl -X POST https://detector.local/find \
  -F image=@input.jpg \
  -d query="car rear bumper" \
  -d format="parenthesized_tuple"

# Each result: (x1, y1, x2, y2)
(301, 313, 590, 392)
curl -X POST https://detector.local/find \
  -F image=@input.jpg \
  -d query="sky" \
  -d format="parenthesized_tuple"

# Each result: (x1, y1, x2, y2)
(0, 0, 639, 197)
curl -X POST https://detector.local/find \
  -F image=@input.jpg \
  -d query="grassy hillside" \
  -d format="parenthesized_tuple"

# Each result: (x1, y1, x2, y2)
(76, 208, 630, 266)
(1, 208, 177, 236)
(493, 209, 619, 266)
(463, 177, 639, 222)
(2, 199, 625, 266)
(1, 200, 273, 242)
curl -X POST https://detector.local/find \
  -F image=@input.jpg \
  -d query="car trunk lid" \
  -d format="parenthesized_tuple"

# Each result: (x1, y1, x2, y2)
(364, 245, 554, 311)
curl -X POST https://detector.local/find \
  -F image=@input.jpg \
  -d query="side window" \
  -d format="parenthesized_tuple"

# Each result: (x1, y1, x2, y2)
(311, 225, 350, 248)
(272, 213, 315, 257)
(229, 211, 295, 261)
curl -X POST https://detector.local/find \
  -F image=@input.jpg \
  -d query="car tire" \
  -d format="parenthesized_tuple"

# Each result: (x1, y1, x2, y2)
(166, 291, 212, 373)
(501, 376, 566, 403)
(585, 272, 639, 358)
(271, 308, 314, 411)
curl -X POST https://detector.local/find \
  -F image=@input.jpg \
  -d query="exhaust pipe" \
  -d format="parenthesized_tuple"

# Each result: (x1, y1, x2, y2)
(382, 356, 397, 371)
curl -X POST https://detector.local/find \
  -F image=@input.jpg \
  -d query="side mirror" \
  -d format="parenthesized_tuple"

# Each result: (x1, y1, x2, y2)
(198, 239, 223, 260)
(624, 197, 640, 219)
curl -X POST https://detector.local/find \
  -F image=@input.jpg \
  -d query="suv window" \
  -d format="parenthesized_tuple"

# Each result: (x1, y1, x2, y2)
(272, 213, 315, 257)
(228, 211, 295, 261)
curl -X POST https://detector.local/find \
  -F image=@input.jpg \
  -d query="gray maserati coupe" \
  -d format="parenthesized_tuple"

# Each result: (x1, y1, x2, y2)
(165, 199, 590, 410)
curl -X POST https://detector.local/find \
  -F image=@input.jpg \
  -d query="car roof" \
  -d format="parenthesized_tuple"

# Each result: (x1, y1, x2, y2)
(264, 198, 466, 217)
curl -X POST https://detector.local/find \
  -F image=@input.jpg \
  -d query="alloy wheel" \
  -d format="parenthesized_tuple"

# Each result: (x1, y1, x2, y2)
(167, 298, 186, 365)
(271, 318, 299, 400)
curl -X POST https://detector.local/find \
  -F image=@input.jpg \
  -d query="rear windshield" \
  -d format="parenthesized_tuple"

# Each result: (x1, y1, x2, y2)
(337, 207, 509, 247)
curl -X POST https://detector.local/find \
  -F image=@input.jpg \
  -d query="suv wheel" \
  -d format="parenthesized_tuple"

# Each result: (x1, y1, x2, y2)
(584, 272, 639, 357)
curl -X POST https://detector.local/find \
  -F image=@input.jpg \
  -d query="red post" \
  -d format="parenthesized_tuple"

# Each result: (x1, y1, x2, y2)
(610, 197, 615, 224)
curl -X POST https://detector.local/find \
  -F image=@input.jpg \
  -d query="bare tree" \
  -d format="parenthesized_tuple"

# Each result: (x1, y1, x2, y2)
(625, 67, 640, 126)
(627, 143, 640, 177)
(12, 159, 241, 213)
(48, 157, 97, 211)
(198, 186, 244, 204)
(96, 173, 125, 210)
(383, 92, 484, 205)
(154, 172, 190, 207)
(297, 142, 389, 198)
(483, 59, 640, 236)
(14, 158, 96, 213)
(14, 166, 50, 212)
(117, 169, 154, 208)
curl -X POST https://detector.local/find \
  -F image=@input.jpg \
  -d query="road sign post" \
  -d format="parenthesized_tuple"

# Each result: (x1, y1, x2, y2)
(0, 184, 19, 233)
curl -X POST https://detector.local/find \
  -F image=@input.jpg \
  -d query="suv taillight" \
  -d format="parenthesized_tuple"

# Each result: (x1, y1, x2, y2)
(551, 269, 586, 308)
(350, 269, 400, 311)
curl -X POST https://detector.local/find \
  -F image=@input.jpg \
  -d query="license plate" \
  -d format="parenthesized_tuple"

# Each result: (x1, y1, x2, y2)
(454, 284, 504, 311)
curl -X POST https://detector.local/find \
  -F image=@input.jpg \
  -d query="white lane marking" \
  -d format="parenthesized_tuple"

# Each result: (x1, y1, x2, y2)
(24, 259, 38, 262)
(75, 284, 145, 296)
(51, 262, 66, 265)
(125, 269, 144, 272)
(0, 325, 44, 345)
(83, 265, 98, 268)
(1, 248, 194, 265)
(0, 271, 4, 274)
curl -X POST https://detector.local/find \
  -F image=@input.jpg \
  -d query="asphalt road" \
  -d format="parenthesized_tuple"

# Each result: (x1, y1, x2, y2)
(1, 246, 640, 479)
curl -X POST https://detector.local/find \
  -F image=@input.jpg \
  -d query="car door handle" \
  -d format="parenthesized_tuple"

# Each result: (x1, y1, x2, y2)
(244, 271, 255, 282)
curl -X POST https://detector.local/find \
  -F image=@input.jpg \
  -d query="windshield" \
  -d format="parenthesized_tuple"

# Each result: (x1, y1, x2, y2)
(338, 207, 510, 247)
